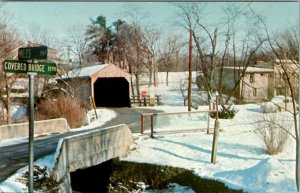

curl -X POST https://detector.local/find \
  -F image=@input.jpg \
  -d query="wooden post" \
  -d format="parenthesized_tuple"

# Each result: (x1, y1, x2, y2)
(207, 99, 211, 134)
(211, 93, 220, 164)
(141, 114, 144, 134)
(90, 96, 98, 119)
(150, 114, 154, 138)
(211, 120, 220, 164)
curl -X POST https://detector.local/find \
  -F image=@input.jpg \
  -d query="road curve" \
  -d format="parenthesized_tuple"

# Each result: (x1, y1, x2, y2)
(0, 107, 159, 183)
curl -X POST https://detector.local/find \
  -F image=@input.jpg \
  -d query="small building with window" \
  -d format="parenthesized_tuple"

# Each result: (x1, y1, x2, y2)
(212, 66, 274, 103)
(255, 60, 299, 98)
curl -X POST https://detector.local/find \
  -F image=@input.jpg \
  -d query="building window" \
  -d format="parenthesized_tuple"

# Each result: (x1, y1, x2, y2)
(260, 73, 264, 76)
(253, 88, 257, 96)
(250, 74, 255, 83)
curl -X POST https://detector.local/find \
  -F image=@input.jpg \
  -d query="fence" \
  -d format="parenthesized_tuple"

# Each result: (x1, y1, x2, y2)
(131, 95, 161, 106)
(140, 108, 218, 137)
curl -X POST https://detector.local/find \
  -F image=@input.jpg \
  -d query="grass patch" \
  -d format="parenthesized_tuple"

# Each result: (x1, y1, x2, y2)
(71, 158, 244, 193)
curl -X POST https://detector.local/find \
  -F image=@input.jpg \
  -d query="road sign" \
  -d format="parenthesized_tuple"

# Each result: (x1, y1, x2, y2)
(141, 91, 147, 98)
(18, 46, 48, 60)
(3, 60, 57, 75)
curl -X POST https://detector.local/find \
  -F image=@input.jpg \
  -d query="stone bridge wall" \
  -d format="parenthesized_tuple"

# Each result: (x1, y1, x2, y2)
(52, 124, 133, 193)
(0, 118, 70, 141)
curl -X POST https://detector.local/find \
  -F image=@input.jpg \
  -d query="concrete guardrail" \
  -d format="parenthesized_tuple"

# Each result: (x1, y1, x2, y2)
(52, 124, 133, 193)
(0, 118, 70, 141)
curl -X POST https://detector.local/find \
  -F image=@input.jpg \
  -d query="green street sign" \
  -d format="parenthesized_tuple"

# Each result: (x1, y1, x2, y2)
(18, 46, 48, 60)
(3, 60, 57, 75)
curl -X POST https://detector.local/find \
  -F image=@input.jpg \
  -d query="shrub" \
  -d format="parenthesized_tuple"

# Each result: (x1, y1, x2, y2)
(71, 158, 244, 193)
(211, 105, 237, 119)
(255, 113, 291, 155)
(18, 165, 61, 193)
(36, 95, 87, 128)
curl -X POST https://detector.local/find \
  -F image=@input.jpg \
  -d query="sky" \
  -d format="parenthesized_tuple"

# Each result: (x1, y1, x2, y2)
(0, 2, 298, 57)
(2, 2, 298, 34)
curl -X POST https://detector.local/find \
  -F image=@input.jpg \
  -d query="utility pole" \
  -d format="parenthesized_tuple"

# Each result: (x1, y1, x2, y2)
(188, 27, 193, 112)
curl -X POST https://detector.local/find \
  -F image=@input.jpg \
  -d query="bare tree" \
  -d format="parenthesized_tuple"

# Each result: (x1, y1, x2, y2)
(210, 3, 265, 104)
(176, 3, 218, 106)
(0, 15, 22, 124)
(24, 24, 63, 49)
(265, 30, 299, 192)
(65, 25, 89, 65)
(142, 26, 161, 86)
(120, 5, 150, 99)
(158, 33, 184, 86)
(178, 73, 189, 106)
(251, 6, 299, 191)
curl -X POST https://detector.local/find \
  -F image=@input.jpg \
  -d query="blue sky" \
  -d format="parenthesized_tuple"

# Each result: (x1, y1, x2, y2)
(1, 1, 298, 56)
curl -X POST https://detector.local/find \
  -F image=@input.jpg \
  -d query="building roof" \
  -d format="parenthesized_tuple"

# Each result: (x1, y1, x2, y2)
(61, 64, 109, 79)
(223, 66, 274, 73)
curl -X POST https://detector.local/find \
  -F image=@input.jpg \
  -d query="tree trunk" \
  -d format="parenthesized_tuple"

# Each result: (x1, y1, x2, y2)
(135, 73, 141, 103)
(153, 60, 157, 86)
(188, 27, 193, 111)
(296, 141, 300, 191)
(6, 88, 11, 125)
(148, 62, 153, 86)
(128, 63, 135, 96)
(295, 116, 299, 191)
(166, 70, 169, 86)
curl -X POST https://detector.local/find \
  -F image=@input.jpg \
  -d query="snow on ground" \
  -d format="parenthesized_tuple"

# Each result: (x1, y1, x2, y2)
(0, 108, 116, 192)
(0, 154, 55, 193)
(0, 71, 298, 193)
(71, 108, 117, 131)
(123, 104, 297, 193)
(140, 71, 208, 106)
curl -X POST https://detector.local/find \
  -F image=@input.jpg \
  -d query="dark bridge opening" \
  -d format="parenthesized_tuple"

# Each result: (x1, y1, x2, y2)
(93, 77, 131, 107)
(70, 159, 113, 193)
(70, 159, 243, 193)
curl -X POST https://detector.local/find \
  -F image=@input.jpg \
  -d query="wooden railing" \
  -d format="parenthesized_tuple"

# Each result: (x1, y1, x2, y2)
(131, 95, 161, 106)
(140, 108, 218, 137)
(140, 100, 221, 164)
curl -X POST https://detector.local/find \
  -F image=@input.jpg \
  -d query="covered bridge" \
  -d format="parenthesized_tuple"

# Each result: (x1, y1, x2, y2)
(59, 64, 132, 107)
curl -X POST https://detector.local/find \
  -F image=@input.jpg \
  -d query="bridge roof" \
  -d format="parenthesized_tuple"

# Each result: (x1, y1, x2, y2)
(61, 64, 109, 79)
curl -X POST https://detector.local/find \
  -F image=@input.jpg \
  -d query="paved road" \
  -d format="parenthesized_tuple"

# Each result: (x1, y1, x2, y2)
(0, 107, 159, 183)
(102, 107, 161, 132)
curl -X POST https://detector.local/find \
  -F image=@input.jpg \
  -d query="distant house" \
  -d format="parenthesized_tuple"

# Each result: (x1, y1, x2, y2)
(59, 64, 132, 107)
(212, 66, 274, 103)
(255, 60, 298, 98)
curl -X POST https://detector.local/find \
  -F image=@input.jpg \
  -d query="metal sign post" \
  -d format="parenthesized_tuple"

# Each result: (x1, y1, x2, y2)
(28, 72, 36, 193)
(2, 46, 56, 193)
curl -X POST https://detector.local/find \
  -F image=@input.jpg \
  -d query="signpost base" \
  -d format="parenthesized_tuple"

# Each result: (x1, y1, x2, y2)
(28, 72, 36, 193)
